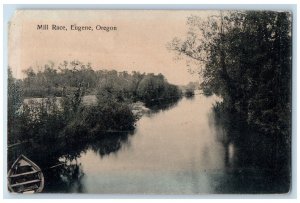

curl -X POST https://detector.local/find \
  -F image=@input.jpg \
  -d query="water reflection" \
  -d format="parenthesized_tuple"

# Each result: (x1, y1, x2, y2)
(8, 131, 135, 193)
(57, 95, 226, 194)
(8, 95, 290, 194)
(89, 132, 134, 158)
(44, 161, 85, 193)
(211, 107, 291, 194)
(145, 98, 181, 113)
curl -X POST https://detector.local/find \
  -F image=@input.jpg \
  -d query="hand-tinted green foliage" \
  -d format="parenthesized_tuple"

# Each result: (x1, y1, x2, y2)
(170, 11, 291, 172)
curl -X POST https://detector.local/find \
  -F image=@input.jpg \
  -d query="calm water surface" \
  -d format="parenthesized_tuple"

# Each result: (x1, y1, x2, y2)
(43, 95, 289, 194)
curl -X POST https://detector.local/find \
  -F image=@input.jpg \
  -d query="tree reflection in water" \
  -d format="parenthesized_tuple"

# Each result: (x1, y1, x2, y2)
(41, 99, 183, 192)
(145, 98, 181, 114)
(89, 132, 134, 158)
(210, 109, 291, 193)
(8, 130, 135, 193)
(43, 131, 134, 192)
(44, 161, 85, 193)
(8, 99, 182, 193)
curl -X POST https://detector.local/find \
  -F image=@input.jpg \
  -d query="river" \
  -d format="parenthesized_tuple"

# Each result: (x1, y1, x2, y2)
(40, 94, 289, 194)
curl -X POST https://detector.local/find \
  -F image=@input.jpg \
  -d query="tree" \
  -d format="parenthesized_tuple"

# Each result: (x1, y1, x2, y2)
(170, 11, 291, 129)
(8, 67, 23, 143)
(169, 11, 292, 170)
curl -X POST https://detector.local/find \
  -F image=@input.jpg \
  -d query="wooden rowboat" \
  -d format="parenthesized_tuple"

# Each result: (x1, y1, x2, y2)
(8, 155, 44, 193)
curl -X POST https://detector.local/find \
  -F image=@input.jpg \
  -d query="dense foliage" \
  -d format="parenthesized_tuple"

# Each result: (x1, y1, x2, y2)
(8, 68, 23, 144)
(181, 82, 198, 98)
(20, 61, 182, 105)
(8, 64, 182, 167)
(170, 11, 291, 171)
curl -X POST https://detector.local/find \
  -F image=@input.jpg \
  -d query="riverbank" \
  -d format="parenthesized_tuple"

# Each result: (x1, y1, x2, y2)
(23, 95, 151, 118)
(39, 94, 289, 194)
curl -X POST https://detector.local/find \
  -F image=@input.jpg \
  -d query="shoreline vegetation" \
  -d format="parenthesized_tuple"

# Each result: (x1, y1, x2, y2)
(8, 63, 186, 167)
(7, 10, 291, 193)
(169, 11, 291, 182)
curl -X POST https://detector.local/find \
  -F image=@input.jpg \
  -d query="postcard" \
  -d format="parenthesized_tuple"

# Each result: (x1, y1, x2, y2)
(7, 10, 292, 194)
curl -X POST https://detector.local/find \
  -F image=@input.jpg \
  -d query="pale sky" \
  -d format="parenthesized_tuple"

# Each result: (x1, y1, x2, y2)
(9, 10, 213, 85)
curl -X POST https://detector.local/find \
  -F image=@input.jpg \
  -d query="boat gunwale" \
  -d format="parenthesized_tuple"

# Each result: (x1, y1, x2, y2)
(8, 155, 44, 193)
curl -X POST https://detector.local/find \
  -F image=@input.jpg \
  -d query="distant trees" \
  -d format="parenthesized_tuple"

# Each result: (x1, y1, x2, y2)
(21, 61, 97, 97)
(7, 71, 136, 166)
(19, 62, 182, 106)
(136, 73, 181, 105)
(7, 63, 182, 163)
(182, 82, 198, 98)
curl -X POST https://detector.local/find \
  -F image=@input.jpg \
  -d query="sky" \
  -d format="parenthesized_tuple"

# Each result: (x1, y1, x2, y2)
(8, 10, 213, 85)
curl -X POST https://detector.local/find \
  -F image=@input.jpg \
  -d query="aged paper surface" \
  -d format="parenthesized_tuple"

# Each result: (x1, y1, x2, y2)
(8, 10, 291, 194)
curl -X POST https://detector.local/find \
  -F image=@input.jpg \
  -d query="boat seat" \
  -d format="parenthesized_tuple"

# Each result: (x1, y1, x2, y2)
(10, 179, 41, 187)
(9, 170, 39, 178)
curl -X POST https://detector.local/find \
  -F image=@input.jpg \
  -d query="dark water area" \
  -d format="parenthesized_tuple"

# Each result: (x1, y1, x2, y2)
(8, 95, 290, 194)
(144, 98, 182, 113)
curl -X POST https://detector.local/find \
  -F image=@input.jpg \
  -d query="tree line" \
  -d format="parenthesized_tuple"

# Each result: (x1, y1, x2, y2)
(8, 63, 182, 167)
(19, 61, 181, 104)
(170, 11, 291, 172)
